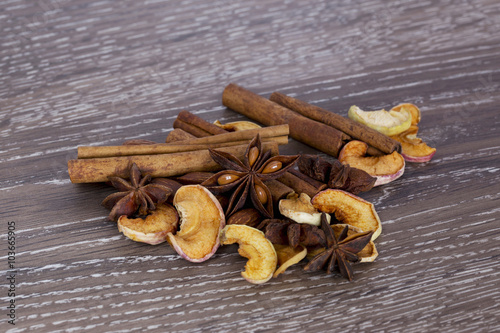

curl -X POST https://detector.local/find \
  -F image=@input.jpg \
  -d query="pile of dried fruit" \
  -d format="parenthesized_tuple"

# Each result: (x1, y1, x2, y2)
(69, 84, 436, 284)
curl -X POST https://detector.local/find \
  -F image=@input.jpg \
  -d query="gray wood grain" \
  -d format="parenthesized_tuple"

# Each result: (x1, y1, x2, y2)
(1, 0, 499, 332)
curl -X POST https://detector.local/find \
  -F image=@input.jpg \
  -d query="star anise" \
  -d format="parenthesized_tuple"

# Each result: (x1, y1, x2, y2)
(304, 213, 374, 281)
(201, 135, 299, 218)
(101, 163, 172, 221)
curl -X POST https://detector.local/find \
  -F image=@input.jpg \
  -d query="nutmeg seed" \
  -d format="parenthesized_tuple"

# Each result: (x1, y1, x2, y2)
(217, 174, 240, 185)
(248, 146, 260, 167)
(262, 161, 282, 174)
(254, 184, 268, 204)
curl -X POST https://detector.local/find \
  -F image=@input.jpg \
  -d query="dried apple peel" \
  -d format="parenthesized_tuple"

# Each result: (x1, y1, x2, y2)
(273, 244, 307, 277)
(348, 105, 412, 136)
(220, 225, 277, 284)
(167, 185, 225, 263)
(311, 189, 382, 240)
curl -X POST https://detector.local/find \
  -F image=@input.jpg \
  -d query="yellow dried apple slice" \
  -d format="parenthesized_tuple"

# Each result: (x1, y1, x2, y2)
(279, 193, 331, 226)
(273, 244, 307, 278)
(220, 225, 277, 284)
(167, 185, 225, 263)
(117, 204, 179, 245)
(311, 189, 382, 240)
(339, 140, 405, 186)
(391, 103, 421, 125)
(348, 105, 412, 136)
(390, 125, 436, 162)
(307, 224, 378, 263)
(213, 120, 261, 131)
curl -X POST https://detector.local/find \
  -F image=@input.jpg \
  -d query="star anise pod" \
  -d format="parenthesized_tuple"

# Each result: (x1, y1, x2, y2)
(201, 135, 299, 218)
(101, 163, 172, 222)
(304, 213, 373, 281)
(298, 155, 376, 194)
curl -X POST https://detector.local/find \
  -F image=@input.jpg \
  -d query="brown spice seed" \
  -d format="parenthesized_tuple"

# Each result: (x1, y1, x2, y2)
(248, 146, 260, 167)
(217, 174, 240, 185)
(254, 184, 268, 204)
(262, 161, 282, 174)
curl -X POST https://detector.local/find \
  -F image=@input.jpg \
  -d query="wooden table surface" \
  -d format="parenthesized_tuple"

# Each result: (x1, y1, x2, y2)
(1, 1, 499, 332)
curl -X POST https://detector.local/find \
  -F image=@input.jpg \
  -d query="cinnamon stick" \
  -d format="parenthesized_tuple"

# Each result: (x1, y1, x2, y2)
(68, 142, 279, 183)
(269, 92, 401, 154)
(77, 134, 288, 159)
(173, 110, 228, 137)
(277, 170, 327, 198)
(165, 128, 196, 143)
(222, 83, 349, 157)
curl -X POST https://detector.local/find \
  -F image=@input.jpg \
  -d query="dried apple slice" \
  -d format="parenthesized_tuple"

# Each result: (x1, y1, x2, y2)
(273, 244, 307, 277)
(117, 204, 179, 245)
(167, 185, 225, 263)
(311, 189, 382, 240)
(391, 103, 421, 125)
(220, 225, 277, 284)
(279, 193, 331, 226)
(390, 125, 436, 162)
(213, 120, 261, 131)
(307, 224, 378, 263)
(339, 140, 405, 186)
(348, 105, 412, 136)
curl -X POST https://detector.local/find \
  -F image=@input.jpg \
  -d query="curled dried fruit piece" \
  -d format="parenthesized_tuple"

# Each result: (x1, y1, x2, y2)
(391, 103, 421, 125)
(220, 224, 278, 284)
(279, 193, 331, 226)
(273, 244, 307, 278)
(213, 120, 262, 131)
(390, 125, 436, 162)
(308, 224, 378, 263)
(339, 140, 405, 186)
(118, 204, 179, 245)
(348, 105, 412, 136)
(311, 189, 382, 240)
(167, 185, 225, 263)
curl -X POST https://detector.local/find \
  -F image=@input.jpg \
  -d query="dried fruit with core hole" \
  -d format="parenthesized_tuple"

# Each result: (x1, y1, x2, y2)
(167, 185, 225, 263)
(308, 224, 378, 263)
(213, 120, 262, 132)
(311, 189, 382, 240)
(220, 224, 278, 284)
(279, 193, 331, 226)
(339, 140, 405, 186)
(348, 105, 412, 136)
(391, 126, 436, 162)
(273, 244, 307, 277)
(117, 204, 179, 245)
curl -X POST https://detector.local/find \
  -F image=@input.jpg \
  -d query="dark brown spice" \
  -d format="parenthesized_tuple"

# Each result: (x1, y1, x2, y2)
(201, 135, 299, 218)
(101, 163, 172, 221)
(304, 213, 373, 281)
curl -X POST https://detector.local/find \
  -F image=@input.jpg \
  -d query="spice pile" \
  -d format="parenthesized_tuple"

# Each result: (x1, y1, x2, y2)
(68, 84, 436, 284)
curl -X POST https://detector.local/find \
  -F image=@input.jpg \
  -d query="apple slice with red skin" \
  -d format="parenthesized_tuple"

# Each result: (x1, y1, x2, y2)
(167, 185, 225, 263)
(339, 140, 405, 186)
(117, 204, 179, 245)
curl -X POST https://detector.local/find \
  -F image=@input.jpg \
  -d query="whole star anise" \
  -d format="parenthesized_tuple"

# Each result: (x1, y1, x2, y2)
(201, 135, 299, 218)
(101, 163, 172, 221)
(304, 213, 373, 281)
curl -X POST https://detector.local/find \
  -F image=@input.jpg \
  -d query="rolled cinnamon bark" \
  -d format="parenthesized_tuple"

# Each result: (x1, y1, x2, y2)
(68, 142, 279, 183)
(222, 83, 349, 157)
(269, 92, 401, 154)
(173, 110, 228, 137)
(277, 170, 327, 198)
(77, 135, 288, 159)
(165, 128, 196, 143)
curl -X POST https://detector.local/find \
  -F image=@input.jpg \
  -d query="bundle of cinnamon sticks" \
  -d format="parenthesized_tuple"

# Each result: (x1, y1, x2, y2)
(222, 83, 401, 157)
(68, 83, 398, 199)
